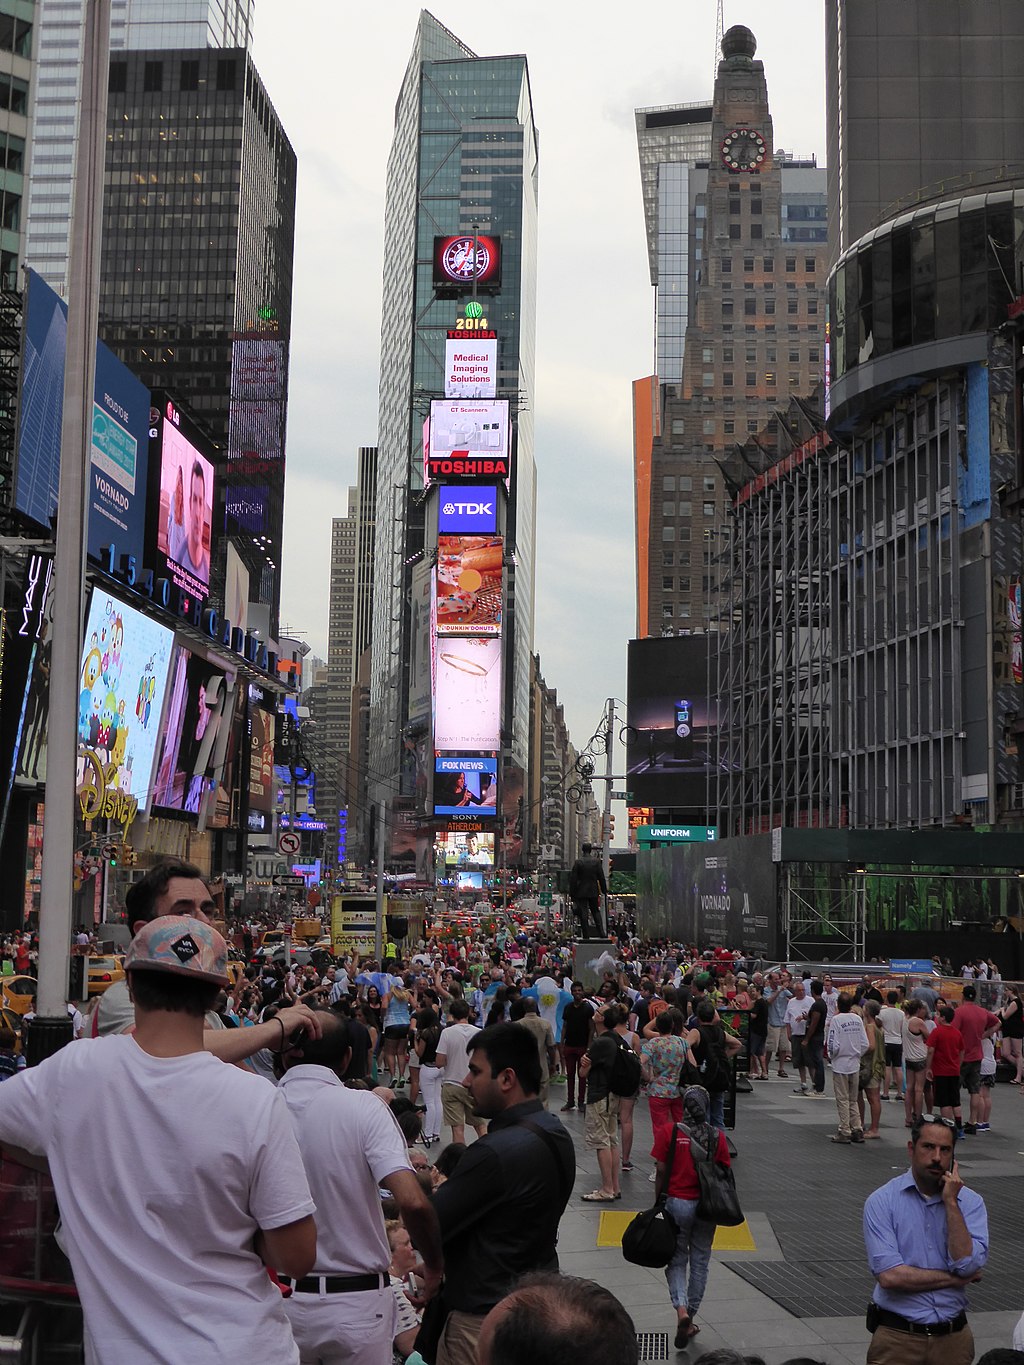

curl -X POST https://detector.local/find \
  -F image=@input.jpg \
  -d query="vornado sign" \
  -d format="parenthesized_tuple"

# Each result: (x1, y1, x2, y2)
(437, 484, 498, 534)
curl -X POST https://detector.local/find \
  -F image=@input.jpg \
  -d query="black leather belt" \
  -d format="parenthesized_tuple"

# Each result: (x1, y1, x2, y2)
(876, 1307, 967, 1337)
(280, 1272, 385, 1294)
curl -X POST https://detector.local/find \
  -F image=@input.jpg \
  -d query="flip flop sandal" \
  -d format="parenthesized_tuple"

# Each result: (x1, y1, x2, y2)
(581, 1190, 616, 1202)
(686, 1323, 701, 1340)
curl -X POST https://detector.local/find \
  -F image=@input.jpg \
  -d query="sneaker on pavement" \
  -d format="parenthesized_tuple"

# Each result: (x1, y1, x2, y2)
(830, 1133, 851, 1143)
(851, 1131, 865, 1143)
(560, 1103, 576, 1112)
(793, 1084, 809, 1094)
(962, 1123, 977, 1135)
(976, 1122, 991, 1132)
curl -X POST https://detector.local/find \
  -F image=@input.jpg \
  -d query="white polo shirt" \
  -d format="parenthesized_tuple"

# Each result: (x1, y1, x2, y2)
(277, 1066, 412, 1276)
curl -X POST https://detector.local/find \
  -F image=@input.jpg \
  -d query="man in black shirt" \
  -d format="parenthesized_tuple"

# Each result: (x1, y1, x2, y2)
(803, 979, 828, 1097)
(579, 1004, 623, 1201)
(560, 982, 595, 1113)
(431, 1024, 574, 1365)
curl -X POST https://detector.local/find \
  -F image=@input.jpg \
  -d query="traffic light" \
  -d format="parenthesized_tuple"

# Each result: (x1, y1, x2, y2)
(102, 841, 119, 868)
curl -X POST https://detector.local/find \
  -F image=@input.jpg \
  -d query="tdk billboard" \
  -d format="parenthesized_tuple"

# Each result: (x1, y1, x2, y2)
(437, 485, 498, 534)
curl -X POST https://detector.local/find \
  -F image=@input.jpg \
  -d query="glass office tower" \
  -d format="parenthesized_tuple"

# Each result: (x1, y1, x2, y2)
(370, 11, 539, 836)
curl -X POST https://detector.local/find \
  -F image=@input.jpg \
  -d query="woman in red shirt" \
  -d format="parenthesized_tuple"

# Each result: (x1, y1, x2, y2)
(651, 1085, 731, 1349)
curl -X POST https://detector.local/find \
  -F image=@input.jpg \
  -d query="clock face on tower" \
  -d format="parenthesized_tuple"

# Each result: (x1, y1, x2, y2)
(721, 128, 768, 172)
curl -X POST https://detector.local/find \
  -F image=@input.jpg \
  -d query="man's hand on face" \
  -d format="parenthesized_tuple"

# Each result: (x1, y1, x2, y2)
(941, 1159, 964, 1206)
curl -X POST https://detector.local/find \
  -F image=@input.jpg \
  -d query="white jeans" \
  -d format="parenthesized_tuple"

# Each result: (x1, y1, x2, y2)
(284, 1284, 396, 1365)
(420, 1064, 444, 1139)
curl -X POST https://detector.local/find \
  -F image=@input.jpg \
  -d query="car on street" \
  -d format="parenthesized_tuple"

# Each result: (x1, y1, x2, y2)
(86, 955, 125, 998)
(1, 975, 37, 1016)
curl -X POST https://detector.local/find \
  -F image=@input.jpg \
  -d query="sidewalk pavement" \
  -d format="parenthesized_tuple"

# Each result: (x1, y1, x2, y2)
(549, 1073, 1024, 1362)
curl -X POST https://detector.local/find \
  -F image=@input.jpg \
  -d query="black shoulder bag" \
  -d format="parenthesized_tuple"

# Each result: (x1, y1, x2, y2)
(621, 1127, 679, 1267)
(685, 1124, 744, 1226)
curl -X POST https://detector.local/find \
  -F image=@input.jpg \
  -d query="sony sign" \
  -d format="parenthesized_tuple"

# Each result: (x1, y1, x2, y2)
(437, 484, 498, 534)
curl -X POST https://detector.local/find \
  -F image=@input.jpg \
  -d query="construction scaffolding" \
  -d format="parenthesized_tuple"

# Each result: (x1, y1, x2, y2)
(716, 402, 836, 837)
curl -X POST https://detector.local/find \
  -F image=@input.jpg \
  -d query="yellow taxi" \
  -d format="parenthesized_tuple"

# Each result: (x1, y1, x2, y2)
(1, 975, 37, 1016)
(86, 955, 125, 998)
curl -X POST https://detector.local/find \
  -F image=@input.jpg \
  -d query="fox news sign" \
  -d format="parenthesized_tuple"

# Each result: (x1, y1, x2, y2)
(437, 485, 498, 534)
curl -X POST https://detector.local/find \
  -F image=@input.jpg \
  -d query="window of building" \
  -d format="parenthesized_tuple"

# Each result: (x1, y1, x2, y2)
(787, 297, 798, 314)
(679, 603, 691, 618)
(672, 418, 686, 433)
(180, 59, 199, 91)
(662, 604, 674, 618)
(701, 373, 713, 388)
(785, 257, 796, 272)
(0, 132, 24, 173)
(724, 419, 734, 434)
(663, 551, 674, 567)
(751, 224, 763, 239)
(789, 349, 800, 362)
(765, 371, 775, 385)
(143, 60, 163, 92)
(662, 501, 676, 517)
(0, 15, 31, 58)
(746, 371, 756, 386)
(720, 258, 731, 272)
(744, 297, 756, 315)
(765, 298, 775, 314)
(679, 525, 691, 541)
(723, 372, 733, 386)
(108, 63, 127, 93)
(702, 347, 713, 362)
(729, 197, 741, 215)
(805, 257, 817, 272)
(767, 347, 776, 362)
(744, 281, 754, 291)
(729, 224, 741, 240)
(216, 58, 237, 91)
(722, 300, 733, 316)
(703, 478, 716, 494)
(702, 419, 715, 434)
(808, 299, 818, 314)
(722, 347, 733, 362)
(789, 373, 800, 388)
(679, 577, 691, 593)
(763, 257, 774, 272)
(747, 419, 759, 432)
(661, 526, 675, 542)
(744, 257, 754, 272)
(751, 198, 762, 216)
(661, 475, 675, 492)
(679, 476, 693, 491)
(809, 348, 820, 362)
(678, 500, 692, 516)
(662, 576, 674, 590)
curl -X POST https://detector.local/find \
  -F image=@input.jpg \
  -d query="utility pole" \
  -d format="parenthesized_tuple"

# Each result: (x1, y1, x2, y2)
(374, 798, 386, 959)
(601, 697, 614, 934)
(30, 0, 111, 1064)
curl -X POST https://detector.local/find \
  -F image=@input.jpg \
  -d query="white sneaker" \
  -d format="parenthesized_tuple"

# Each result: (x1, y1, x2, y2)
(648, 1172, 657, 1182)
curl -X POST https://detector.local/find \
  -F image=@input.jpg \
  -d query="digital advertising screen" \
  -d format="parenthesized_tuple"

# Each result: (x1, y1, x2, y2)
(434, 754, 498, 817)
(428, 399, 508, 481)
(443, 338, 498, 400)
(436, 535, 502, 635)
(152, 647, 219, 812)
(457, 870, 485, 892)
(433, 234, 501, 291)
(150, 397, 215, 603)
(15, 269, 151, 565)
(77, 590, 174, 814)
(433, 637, 502, 750)
(437, 485, 498, 535)
(626, 635, 718, 810)
(436, 830, 495, 870)
(407, 560, 434, 725)
(248, 696, 276, 813)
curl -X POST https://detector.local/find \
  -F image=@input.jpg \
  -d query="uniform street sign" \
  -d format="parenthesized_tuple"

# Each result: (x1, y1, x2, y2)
(636, 825, 718, 844)
(273, 874, 306, 888)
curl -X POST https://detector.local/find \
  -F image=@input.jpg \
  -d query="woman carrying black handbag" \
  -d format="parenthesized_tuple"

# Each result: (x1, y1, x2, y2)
(651, 1085, 732, 1350)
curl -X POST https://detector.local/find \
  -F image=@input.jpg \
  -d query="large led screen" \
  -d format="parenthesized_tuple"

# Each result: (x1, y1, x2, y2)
(436, 535, 502, 635)
(77, 591, 174, 814)
(151, 398, 215, 602)
(248, 696, 276, 813)
(443, 338, 497, 400)
(152, 647, 219, 812)
(428, 399, 508, 483)
(437, 485, 498, 535)
(626, 635, 718, 810)
(436, 830, 495, 869)
(433, 234, 501, 291)
(15, 269, 151, 564)
(434, 754, 498, 817)
(434, 637, 501, 750)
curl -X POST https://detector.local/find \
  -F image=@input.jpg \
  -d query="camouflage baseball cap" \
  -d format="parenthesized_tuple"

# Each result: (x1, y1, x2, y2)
(125, 915, 229, 986)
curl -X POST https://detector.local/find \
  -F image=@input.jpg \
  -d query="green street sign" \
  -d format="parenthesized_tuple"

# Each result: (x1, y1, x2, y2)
(636, 825, 718, 844)
(538, 892, 553, 906)
(610, 790, 633, 801)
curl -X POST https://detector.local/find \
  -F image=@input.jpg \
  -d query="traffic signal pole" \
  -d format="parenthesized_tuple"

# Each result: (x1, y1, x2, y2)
(601, 698, 614, 925)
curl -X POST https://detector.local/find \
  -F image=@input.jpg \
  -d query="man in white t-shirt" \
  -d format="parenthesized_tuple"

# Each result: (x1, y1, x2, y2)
(437, 999, 486, 1144)
(0, 916, 316, 1365)
(878, 991, 907, 1101)
(825, 993, 869, 1143)
(277, 1011, 443, 1364)
(784, 980, 813, 1094)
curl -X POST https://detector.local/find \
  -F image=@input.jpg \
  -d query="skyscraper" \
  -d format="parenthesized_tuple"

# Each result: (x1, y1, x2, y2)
(636, 27, 827, 640)
(99, 45, 296, 628)
(25, 0, 255, 290)
(825, 0, 1024, 266)
(369, 12, 538, 856)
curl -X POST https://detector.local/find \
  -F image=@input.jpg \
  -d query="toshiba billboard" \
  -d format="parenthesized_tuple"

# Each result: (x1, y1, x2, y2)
(444, 336, 496, 399)
(427, 399, 509, 484)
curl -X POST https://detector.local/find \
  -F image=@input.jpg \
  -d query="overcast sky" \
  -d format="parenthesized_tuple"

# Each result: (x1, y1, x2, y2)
(251, 2, 827, 752)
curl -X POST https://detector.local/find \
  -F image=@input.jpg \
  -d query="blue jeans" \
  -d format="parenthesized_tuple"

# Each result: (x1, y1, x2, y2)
(708, 1090, 725, 1128)
(664, 1196, 716, 1314)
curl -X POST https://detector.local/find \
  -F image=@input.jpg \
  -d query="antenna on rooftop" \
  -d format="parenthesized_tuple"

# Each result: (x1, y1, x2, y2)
(714, 0, 724, 81)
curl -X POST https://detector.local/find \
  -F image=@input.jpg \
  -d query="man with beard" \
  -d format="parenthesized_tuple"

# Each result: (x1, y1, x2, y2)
(863, 1118, 988, 1363)
(429, 1024, 574, 1365)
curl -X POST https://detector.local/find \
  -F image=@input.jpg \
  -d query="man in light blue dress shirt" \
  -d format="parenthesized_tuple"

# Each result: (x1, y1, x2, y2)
(863, 1117, 988, 1363)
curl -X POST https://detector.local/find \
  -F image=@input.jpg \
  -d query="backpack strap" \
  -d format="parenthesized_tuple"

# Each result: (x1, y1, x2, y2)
(516, 1117, 574, 1207)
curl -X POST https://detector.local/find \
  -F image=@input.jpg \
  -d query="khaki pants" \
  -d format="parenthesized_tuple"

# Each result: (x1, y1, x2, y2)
(867, 1324, 973, 1365)
(437, 1309, 485, 1365)
(832, 1069, 861, 1136)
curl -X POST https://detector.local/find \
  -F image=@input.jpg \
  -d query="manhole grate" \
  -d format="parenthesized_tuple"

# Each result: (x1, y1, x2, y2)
(636, 1331, 669, 1361)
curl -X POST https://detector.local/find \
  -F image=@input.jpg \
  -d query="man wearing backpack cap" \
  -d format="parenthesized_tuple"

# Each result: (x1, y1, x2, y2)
(0, 916, 316, 1364)
(579, 1003, 629, 1201)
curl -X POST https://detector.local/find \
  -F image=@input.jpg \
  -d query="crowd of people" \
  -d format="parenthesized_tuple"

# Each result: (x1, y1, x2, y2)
(2, 880, 1024, 1361)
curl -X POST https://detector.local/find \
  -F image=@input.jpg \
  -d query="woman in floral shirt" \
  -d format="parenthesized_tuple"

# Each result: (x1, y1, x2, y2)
(641, 1008, 696, 1147)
